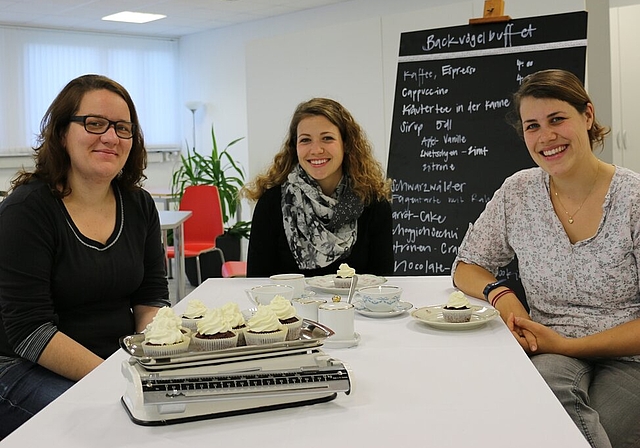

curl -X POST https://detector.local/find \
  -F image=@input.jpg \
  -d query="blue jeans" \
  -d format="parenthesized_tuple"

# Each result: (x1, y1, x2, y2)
(531, 354, 640, 448)
(0, 357, 75, 440)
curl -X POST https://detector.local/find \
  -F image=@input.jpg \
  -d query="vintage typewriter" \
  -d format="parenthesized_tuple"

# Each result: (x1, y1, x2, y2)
(120, 320, 352, 425)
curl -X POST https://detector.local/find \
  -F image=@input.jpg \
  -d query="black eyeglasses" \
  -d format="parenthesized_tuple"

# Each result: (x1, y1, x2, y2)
(69, 115, 136, 139)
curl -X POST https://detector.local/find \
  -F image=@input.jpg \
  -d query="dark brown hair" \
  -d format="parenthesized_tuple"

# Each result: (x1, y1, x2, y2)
(509, 69, 609, 150)
(12, 74, 147, 196)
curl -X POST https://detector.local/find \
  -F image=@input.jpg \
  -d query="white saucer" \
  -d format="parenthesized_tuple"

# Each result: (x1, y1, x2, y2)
(322, 332, 360, 349)
(354, 301, 413, 318)
(411, 305, 499, 330)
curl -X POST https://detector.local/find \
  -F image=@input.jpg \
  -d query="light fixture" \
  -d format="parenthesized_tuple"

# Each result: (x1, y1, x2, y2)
(102, 11, 166, 24)
(185, 102, 203, 152)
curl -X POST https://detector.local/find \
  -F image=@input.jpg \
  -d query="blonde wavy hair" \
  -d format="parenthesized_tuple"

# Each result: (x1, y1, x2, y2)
(242, 98, 391, 204)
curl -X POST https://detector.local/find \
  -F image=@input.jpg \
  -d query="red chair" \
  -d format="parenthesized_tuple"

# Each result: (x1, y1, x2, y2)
(167, 185, 225, 285)
(221, 261, 247, 278)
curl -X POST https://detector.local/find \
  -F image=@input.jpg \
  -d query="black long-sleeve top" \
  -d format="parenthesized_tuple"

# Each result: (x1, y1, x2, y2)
(247, 185, 394, 278)
(0, 179, 170, 361)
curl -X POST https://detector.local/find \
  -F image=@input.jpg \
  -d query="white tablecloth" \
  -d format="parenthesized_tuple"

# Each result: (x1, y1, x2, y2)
(1, 276, 590, 448)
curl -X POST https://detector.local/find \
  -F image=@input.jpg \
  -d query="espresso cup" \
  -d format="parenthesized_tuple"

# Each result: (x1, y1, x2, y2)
(269, 273, 306, 298)
(356, 285, 402, 312)
(292, 297, 327, 321)
(245, 284, 294, 306)
(318, 302, 355, 341)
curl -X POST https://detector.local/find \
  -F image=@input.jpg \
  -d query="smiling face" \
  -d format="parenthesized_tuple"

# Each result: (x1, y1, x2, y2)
(64, 89, 132, 186)
(519, 96, 594, 178)
(296, 115, 344, 195)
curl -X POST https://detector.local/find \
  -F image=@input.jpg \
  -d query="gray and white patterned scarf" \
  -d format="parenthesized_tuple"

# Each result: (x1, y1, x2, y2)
(282, 165, 364, 270)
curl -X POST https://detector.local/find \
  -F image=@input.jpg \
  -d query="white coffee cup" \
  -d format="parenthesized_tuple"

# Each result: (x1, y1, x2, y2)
(292, 297, 327, 321)
(356, 285, 402, 312)
(318, 302, 355, 341)
(245, 284, 294, 306)
(269, 273, 306, 298)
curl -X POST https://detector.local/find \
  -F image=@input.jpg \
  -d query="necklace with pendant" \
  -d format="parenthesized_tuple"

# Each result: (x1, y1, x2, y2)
(550, 163, 600, 225)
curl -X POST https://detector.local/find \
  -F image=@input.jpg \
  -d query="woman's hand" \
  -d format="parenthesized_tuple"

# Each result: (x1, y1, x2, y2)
(508, 315, 568, 355)
(492, 294, 537, 351)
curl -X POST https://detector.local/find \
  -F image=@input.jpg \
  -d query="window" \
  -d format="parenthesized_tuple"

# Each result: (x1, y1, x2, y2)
(0, 27, 179, 154)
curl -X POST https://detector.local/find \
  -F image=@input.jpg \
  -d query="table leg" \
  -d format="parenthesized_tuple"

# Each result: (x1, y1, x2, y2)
(173, 223, 186, 303)
(161, 229, 173, 279)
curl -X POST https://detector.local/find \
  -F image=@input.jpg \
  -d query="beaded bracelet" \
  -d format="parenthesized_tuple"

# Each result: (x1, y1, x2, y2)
(490, 288, 514, 308)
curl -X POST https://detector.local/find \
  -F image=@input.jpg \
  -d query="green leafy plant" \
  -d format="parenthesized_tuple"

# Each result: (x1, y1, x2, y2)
(171, 124, 251, 239)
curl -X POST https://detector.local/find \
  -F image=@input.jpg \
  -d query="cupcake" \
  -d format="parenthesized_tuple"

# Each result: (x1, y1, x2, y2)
(192, 308, 239, 351)
(268, 295, 302, 341)
(245, 305, 288, 345)
(220, 302, 248, 346)
(442, 291, 472, 323)
(142, 306, 191, 356)
(181, 299, 209, 331)
(334, 263, 355, 288)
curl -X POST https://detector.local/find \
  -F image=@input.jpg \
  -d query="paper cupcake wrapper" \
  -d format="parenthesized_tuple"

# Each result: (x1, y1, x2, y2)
(442, 308, 472, 323)
(142, 336, 190, 357)
(283, 317, 302, 341)
(192, 332, 239, 351)
(244, 328, 288, 345)
(181, 317, 202, 331)
(333, 277, 353, 288)
(233, 326, 247, 346)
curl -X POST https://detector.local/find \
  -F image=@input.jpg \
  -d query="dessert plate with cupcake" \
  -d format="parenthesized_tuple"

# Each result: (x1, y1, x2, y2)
(306, 263, 386, 294)
(411, 291, 499, 330)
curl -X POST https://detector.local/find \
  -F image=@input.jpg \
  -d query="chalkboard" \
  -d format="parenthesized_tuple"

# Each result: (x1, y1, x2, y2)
(387, 11, 588, 283)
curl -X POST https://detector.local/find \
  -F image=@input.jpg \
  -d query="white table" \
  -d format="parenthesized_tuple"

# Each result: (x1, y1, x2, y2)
(0, 277, 590, 448)
(147, 187, 179, 211)
(158, 210, 191, 303)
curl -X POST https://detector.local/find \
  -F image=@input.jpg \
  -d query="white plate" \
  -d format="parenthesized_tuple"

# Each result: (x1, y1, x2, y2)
(322, 332, 360, 349)
(354, 300, 413, 318)
(306, 274, 387, 294)
(411, 305, 499, 330)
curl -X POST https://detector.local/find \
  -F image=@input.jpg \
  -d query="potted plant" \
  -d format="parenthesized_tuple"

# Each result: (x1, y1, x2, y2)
(171, 124, 251, 283)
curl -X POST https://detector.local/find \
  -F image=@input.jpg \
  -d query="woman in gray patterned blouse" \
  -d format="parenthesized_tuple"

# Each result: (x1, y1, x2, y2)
(452, 69, 640, 448)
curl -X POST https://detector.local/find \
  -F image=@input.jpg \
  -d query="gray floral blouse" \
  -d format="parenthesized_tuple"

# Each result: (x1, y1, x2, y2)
(453, 166, 640, 362)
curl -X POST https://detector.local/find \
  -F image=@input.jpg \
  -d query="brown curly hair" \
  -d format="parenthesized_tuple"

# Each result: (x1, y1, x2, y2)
(509, 69, 609, 150)
(242, 97, 391, 204)
(11, 74, 147, 196)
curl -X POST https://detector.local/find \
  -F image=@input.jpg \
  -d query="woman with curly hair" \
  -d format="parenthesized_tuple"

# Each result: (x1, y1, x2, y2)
(0, 74, 169, 438)
(243, 97, 393, 277)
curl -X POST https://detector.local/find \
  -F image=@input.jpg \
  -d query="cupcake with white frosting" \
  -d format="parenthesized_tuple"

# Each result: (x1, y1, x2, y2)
(142, 306, 190, 356)
(192, 308, 238, 351)
(181, 299, 209, 331)
(443, 291, 472, 323)
(220, 302, 247, 345)
(268, 295, 302, 341)
(245, 305, 288, 345)
(334, 263, 355, 288)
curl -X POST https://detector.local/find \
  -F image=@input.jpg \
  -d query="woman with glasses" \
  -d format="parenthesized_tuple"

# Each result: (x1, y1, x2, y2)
(0, 74, 170, 438)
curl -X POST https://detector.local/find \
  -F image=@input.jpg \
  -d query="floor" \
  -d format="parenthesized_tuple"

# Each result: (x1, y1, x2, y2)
(167, 274, 196, 305)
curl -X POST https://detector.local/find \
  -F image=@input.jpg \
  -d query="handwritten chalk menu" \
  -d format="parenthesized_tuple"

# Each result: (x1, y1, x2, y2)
(388, 11, 587, 276)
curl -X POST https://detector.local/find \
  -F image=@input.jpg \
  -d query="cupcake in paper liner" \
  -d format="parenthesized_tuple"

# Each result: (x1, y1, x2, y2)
(192, 308, 239, 351)
(334, 263, 355, 288)
(443, 291, 472, 323)
(142, 306, 190, 356)
(245, 305, 288, 345)
(181, 299, 209, 331)
(220, 302, 248, 346)
(268, 295, 302, 340)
